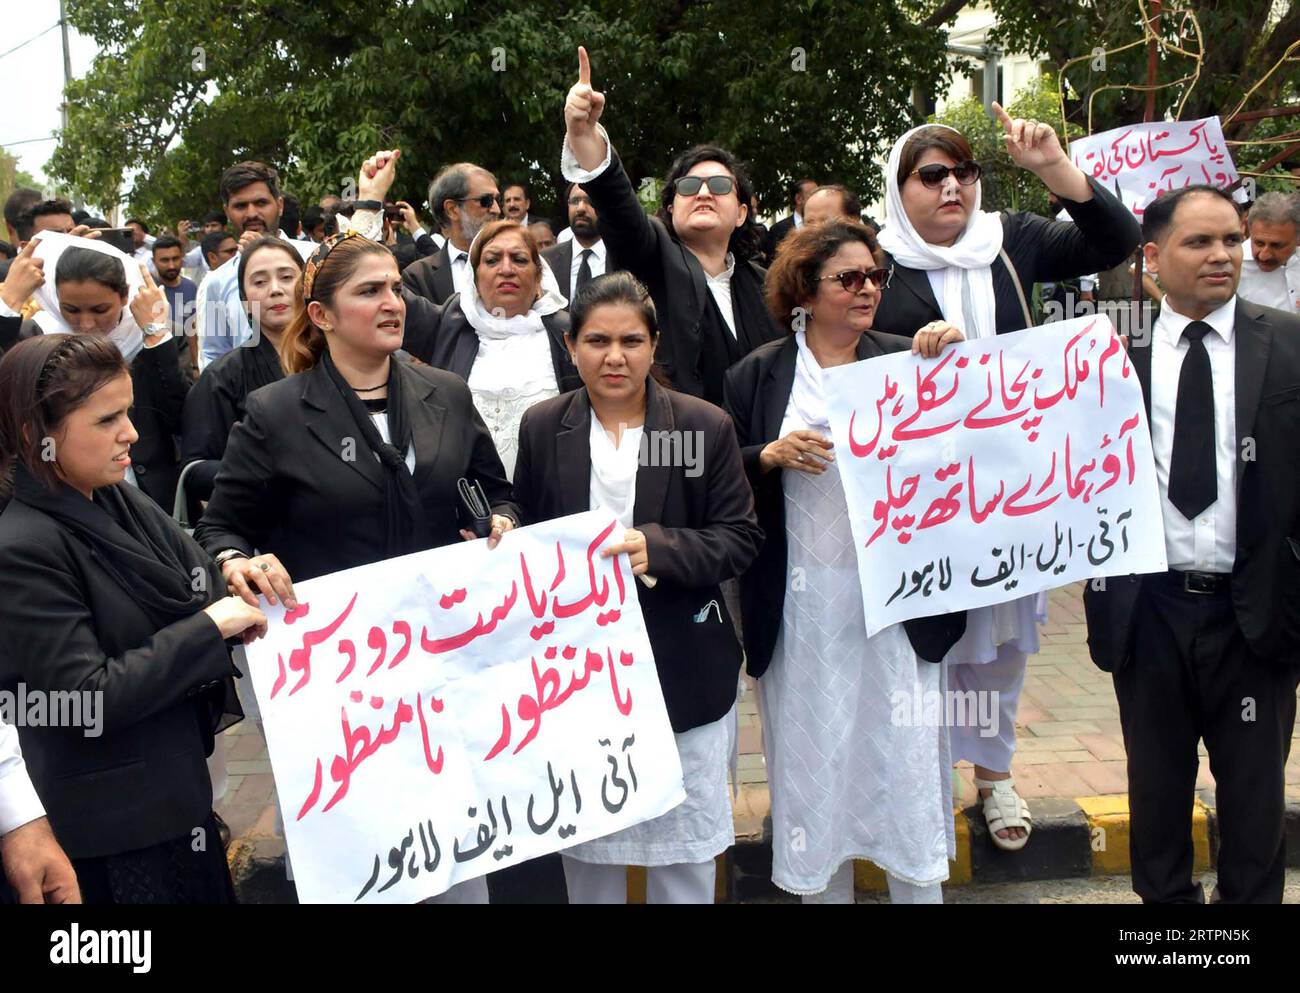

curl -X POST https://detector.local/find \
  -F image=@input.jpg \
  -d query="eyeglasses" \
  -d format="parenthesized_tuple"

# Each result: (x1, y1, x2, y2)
(567, 195, 593, 207)
(673, 175, 735, 197)
(457, 193, 504, 209)
(816, 268, 887, 293)
(909, 160, 982, 189)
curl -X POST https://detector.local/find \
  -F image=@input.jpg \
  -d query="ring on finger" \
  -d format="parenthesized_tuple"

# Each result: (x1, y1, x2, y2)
(796, 453, 806, 463)
(259, 562, 271, 572)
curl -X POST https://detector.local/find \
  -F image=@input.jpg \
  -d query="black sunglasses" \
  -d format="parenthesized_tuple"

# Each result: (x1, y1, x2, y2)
(673, 175, 735, 197)
(909, 160, 982, 189)
(816, 267, 888, 293)
(456, 193, 504, 209)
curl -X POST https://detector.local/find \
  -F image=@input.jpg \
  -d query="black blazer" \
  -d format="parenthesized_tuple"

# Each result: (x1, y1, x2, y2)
(0, 486, 234, 859)
(401, 241, 458, 304)
(873, 177, 1141, 338)
(512, 379, 763, 732)
(762, 214, 797, 261)
(1083, 299, 1300, 671)
(723, 335, 968, 678)
(542, 240, 574, 301)
(194, 359, 519, 583)
(579, 153, 783, 401)
(401, 289, 582, 393)
(0, 318, 189, 509)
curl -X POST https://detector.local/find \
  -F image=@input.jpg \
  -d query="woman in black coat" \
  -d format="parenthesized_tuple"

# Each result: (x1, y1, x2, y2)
(559, 47, 783, 407)
(0, 334, 266, 903)
(180, 236, 303, 509)
(513, 271, 762, 904)
(723, 221, 967, 903)
(193, 234, 519, 904)
(871, 108, 1142, 852)
(0, 237, 191, 509)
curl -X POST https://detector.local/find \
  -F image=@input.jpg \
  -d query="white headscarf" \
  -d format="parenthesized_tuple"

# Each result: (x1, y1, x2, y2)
(458, 227, 568, 391)
(28, 231, 147, 361)
(877, 123, 1005, 340)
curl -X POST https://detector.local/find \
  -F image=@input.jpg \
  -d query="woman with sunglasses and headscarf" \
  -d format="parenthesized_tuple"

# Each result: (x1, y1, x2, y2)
(872, 104, 1140, 853)
(180, 236, 304, 510)
(193, 233, 519, 904)
(561, 46, 782, 407)
(724, 220, 967, 903)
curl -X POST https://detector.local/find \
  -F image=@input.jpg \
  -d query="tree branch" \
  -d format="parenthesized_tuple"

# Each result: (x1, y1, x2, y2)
(924, 0, 974, 28)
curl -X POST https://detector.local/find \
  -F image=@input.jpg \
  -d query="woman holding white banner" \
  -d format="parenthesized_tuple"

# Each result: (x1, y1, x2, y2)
(194, 229, 520, 905)
(723, 220, 967, 903)
(872, 107, 1141, 849)
(513, 271, 763, 904)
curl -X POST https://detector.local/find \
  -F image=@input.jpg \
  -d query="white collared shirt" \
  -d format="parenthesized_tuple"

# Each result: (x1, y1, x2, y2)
(706, 252, 738, 338)
(568, 238, 607, 301)
(793, 212, 804, 230)
(0, 716, 44, 837)
(1238, 239, 1300, 313)
(1150, 296, 1238, 572)
(448, 242, 471, 297)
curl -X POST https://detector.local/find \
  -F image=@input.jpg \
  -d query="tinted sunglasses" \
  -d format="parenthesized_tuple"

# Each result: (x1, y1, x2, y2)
(909, 160, 982, 189)
(817, 267, 887, 293)
(673, 175, 735, 197)
(457, 193, 504, 209)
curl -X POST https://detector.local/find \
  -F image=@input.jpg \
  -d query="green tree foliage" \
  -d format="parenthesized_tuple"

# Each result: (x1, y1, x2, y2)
(51, 0, 977, 227)
(987, 0, 1299, 180)
(931, 73, 1087, 214)
(0, 148, 43, 211)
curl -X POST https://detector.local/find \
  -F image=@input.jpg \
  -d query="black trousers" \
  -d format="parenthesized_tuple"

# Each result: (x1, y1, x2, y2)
(1114, 573, 1299, 903)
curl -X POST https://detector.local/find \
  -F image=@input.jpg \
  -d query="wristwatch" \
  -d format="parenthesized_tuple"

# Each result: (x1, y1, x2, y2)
(213, 549, 249, 569)
(142, 321, 171, 338)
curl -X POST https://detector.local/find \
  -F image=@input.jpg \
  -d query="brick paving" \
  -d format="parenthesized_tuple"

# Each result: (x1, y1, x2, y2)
(218, 582, 1300, 862)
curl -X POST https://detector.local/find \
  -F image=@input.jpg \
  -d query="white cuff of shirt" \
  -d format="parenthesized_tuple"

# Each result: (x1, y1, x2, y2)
(348, 210, 384, 243)
(0, 297, 20, 319)
(561, 125, 614, 184)
(142, 330, 174, 348)
(0, 768, 45, 837)
(412, 227, 428, 241)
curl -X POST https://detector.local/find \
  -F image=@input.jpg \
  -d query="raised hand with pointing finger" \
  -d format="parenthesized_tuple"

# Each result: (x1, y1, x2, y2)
(130, 264, 171, 339)
(990, 101, 1092, 202)
(565, 46, 609, 172)
(0, 239, 45, 313)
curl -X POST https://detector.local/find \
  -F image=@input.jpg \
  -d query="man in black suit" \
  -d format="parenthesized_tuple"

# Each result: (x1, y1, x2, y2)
(1083, 184, 1300, 904)
(541, 182, 606, 304)
(401, 163, 502, 304)
(761, 177, 816, 261)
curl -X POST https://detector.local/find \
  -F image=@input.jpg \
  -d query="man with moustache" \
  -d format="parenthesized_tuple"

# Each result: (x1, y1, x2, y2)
(542, 183, 606, 304)
(151, 234, 199, 380)
(1238, 192, 1300, 313)
(401, 162, 503, 304)
(196, 161, 316, 370)
(1083, 184, 1300, 904)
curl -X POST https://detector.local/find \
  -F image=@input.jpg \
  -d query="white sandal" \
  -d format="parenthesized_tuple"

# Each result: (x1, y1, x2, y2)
(974, 776, 1033, 852)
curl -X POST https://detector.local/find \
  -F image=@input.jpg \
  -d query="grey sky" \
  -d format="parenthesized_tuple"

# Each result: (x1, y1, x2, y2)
(0, 2, 96, 187)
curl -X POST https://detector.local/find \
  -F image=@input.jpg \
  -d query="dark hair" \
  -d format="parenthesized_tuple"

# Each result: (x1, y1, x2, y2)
(1141, 184, 1238, 244)
(281, 235, 393, 374)
(71, 208, 91, 225)
(789, 178, 817, 207)
(302, 204, 326, 232)
(237, 235, 305, 304)
(0, 240, 14, 261)
(765, 219, 880, 330)
(0, 334, 129, 510)
(807, 184, 863, 221)
(125, 218, 148, 233)
(4, 187, 41, 234)
(201, 210, 226, 226)
(84, 217, 110, 229)
(201, 230, 236, 266)
(657, 145, 762, 260)
(570, 271, 660, 339)
(55, 247, 129, 297)
(896, 126, 976, 189)
(219, 160, 282, 204)
(505, 182, 529, 197)
(280, 192, 302, 239)
(151, 234, 183, 255)
(16, 199, 73, 242)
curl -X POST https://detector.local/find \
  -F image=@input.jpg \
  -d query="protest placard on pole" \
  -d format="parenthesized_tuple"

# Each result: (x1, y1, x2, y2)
(1068, 116, 1240, 217)
(243, 511, 685, 904)
(823, 315, 1167, 636)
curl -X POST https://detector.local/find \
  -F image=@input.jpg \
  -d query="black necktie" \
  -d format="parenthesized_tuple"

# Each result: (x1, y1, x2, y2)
(1167, 320, 1217, 520)
(575, 248, 593, 298)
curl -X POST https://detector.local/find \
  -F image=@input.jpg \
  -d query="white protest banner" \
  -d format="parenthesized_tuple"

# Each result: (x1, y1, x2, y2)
(823, 315, 1167, 636)
(1068, 116, 1239, 218)
(243, 511, 685, 904)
